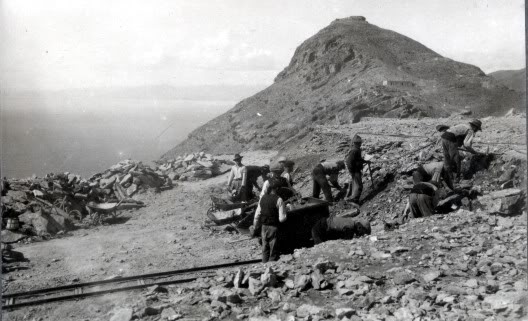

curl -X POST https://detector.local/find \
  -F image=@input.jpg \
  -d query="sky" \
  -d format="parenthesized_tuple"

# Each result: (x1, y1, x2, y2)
(0, 0, 525, 92)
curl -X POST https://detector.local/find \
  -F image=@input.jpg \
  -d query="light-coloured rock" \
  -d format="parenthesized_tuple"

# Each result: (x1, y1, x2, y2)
(296, 304, 323, 317)
(248, 277, 264, 295)
(336, 308, 354, 319)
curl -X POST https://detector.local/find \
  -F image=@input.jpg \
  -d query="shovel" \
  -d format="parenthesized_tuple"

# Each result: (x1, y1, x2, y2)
(367, 162, 374, 184)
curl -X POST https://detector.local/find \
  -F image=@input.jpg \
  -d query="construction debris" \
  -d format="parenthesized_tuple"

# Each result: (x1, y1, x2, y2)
(156, 152, 233, 181)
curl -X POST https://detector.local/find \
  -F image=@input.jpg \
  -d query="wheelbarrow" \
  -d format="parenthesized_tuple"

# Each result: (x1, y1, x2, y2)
(206, 195, 258, 226)
(85, 199, 143, 225)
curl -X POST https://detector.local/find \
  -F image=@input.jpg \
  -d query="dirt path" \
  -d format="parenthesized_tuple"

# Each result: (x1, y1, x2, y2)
(2, 151, 276, 318)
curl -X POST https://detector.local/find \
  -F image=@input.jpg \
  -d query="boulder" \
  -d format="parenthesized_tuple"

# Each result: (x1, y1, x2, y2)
(127, 184, 138, 196)
(248, 277, 264, 295)
(1, 230, 27, 243)
(18, 210, 69, 235)
(296, 304, 323, 318)
(478, 188, 524, 215)
(261, 267, 277, 287)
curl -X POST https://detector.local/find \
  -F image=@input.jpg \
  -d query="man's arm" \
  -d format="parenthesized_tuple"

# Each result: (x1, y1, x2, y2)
(259, 180, 270, 199)
(277, 197, 287, 222)
(328, 174, 341, 190)
(253, 202, 262, 226)
(227, 167, 234, 187)
(462, 131, 479, 154)
(240, 167, 247, 189)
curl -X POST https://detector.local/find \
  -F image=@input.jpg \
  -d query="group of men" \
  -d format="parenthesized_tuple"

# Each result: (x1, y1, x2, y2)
(404, 118, 483, 219)
(225, 118, 483, 262)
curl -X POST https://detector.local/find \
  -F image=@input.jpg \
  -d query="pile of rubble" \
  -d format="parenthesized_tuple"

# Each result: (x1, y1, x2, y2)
(107, 209, 527, 321)
(156, 152, 233, 182)
(1, 159, 174, 238)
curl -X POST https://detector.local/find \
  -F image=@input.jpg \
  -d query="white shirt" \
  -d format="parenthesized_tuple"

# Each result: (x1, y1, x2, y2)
(227, 165, 247, 187)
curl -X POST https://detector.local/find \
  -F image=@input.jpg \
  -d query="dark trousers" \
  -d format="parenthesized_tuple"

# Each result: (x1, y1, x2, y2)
(412, 166, 431, 184)
(312, 165, 333, 202)
(409, 193, 434, 218)
(442, 138, 460, 180)
(311, 218, 328, 245)
(261, 225, 279, 262)
(347, 171, 363, 203)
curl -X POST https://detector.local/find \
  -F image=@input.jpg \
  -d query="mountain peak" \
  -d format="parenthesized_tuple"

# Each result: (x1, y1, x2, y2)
(163, 18, 524, 158)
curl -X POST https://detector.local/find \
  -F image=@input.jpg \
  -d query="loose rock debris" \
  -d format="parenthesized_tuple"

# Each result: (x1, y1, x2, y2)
(1, 154, 230, 239)
(108, 210, 526, 321)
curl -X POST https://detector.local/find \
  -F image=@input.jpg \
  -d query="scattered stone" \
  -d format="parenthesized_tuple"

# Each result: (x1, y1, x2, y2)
(422, 270, 442, 283)
(296, 304, 323, 318)
(249, 277, 264, 295)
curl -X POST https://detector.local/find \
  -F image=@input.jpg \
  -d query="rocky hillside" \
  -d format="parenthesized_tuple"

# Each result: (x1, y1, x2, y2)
(489, 68, 526, 92)
(163, 16, 523, 158)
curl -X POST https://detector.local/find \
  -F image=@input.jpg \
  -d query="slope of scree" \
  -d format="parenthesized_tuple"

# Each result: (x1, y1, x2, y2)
(163, 16, 523, 158)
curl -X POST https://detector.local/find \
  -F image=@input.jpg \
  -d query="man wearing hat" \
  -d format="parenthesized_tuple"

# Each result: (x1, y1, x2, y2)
(440, 119, 482, 181)
(311, 160, 346, 202)
(345, 134, 370, 204)
(260, 163, 297, 201)
(311, 216, 371, 244)
(252, 179, 287, 262)
(227, 153, 249, 202)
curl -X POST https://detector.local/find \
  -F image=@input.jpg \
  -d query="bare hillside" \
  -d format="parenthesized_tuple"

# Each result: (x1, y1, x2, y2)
(164, 16, 523, 158)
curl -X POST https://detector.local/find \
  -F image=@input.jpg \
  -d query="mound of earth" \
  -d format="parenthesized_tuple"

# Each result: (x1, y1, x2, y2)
(164, 16, 523, 158)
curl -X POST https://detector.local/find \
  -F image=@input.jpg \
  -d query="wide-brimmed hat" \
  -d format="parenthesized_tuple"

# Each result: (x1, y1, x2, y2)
(352, 134, 363, 144)
(469, 119, 482, 131)
(277, 156, 287, 163)
(233, 154, 243, 161)
(436, 124, 450, 132)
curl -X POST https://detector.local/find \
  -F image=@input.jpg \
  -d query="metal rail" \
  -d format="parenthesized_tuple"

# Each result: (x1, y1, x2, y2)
(2, 258, 261, 310)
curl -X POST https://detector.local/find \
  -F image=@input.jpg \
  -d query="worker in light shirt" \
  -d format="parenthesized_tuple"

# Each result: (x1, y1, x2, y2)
(226, 153, 248, 202)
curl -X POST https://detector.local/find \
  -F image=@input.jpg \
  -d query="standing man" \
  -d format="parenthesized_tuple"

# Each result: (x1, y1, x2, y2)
(281, 160, 295, 187)
(413, 161, 454, 191)
(226, 154, 248, 202)
(252, 180, 287, 262)
(246, 165, 270, 195)
(312, 160, 346, 202)
(345, 134, 370, 205)
(260, 164, 297, 202)
(441, 119, 482, 181)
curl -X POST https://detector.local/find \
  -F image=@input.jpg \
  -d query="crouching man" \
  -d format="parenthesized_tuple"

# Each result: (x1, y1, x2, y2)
(252, 180, 287, 262)
(403, 181, 439, 219)
(311, 217, 371, 245)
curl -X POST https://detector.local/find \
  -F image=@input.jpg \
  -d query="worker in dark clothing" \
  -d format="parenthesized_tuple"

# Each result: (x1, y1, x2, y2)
(441, 119, 482, 181)
(312, 217, 371, 244)
(345, 134, 370, 204)
(403, 181, 439, 219)
(246, 165, 270, 195)
(252, 180, 287, 262)
(311, 160, 346, 202)
(413, 161, 454, 191)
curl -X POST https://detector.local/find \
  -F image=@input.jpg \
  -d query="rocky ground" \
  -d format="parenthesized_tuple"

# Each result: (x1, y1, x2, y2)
(2, 117, 527, 321)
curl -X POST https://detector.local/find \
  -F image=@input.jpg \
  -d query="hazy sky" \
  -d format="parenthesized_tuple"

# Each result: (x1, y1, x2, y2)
(1, 0, 525, 91)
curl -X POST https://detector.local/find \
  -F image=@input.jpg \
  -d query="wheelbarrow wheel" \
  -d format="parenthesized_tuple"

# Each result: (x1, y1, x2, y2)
(68, 210, 83, 222)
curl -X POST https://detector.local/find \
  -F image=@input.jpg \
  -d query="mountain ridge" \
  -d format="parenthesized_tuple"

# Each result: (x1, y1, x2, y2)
(163, 16, 524, 159)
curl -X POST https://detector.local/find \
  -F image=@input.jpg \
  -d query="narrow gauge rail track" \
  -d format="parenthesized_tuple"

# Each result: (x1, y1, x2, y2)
(2, 258, 261, 310)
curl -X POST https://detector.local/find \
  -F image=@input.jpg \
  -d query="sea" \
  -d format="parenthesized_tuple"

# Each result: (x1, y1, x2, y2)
(1, 96, 236, 178)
